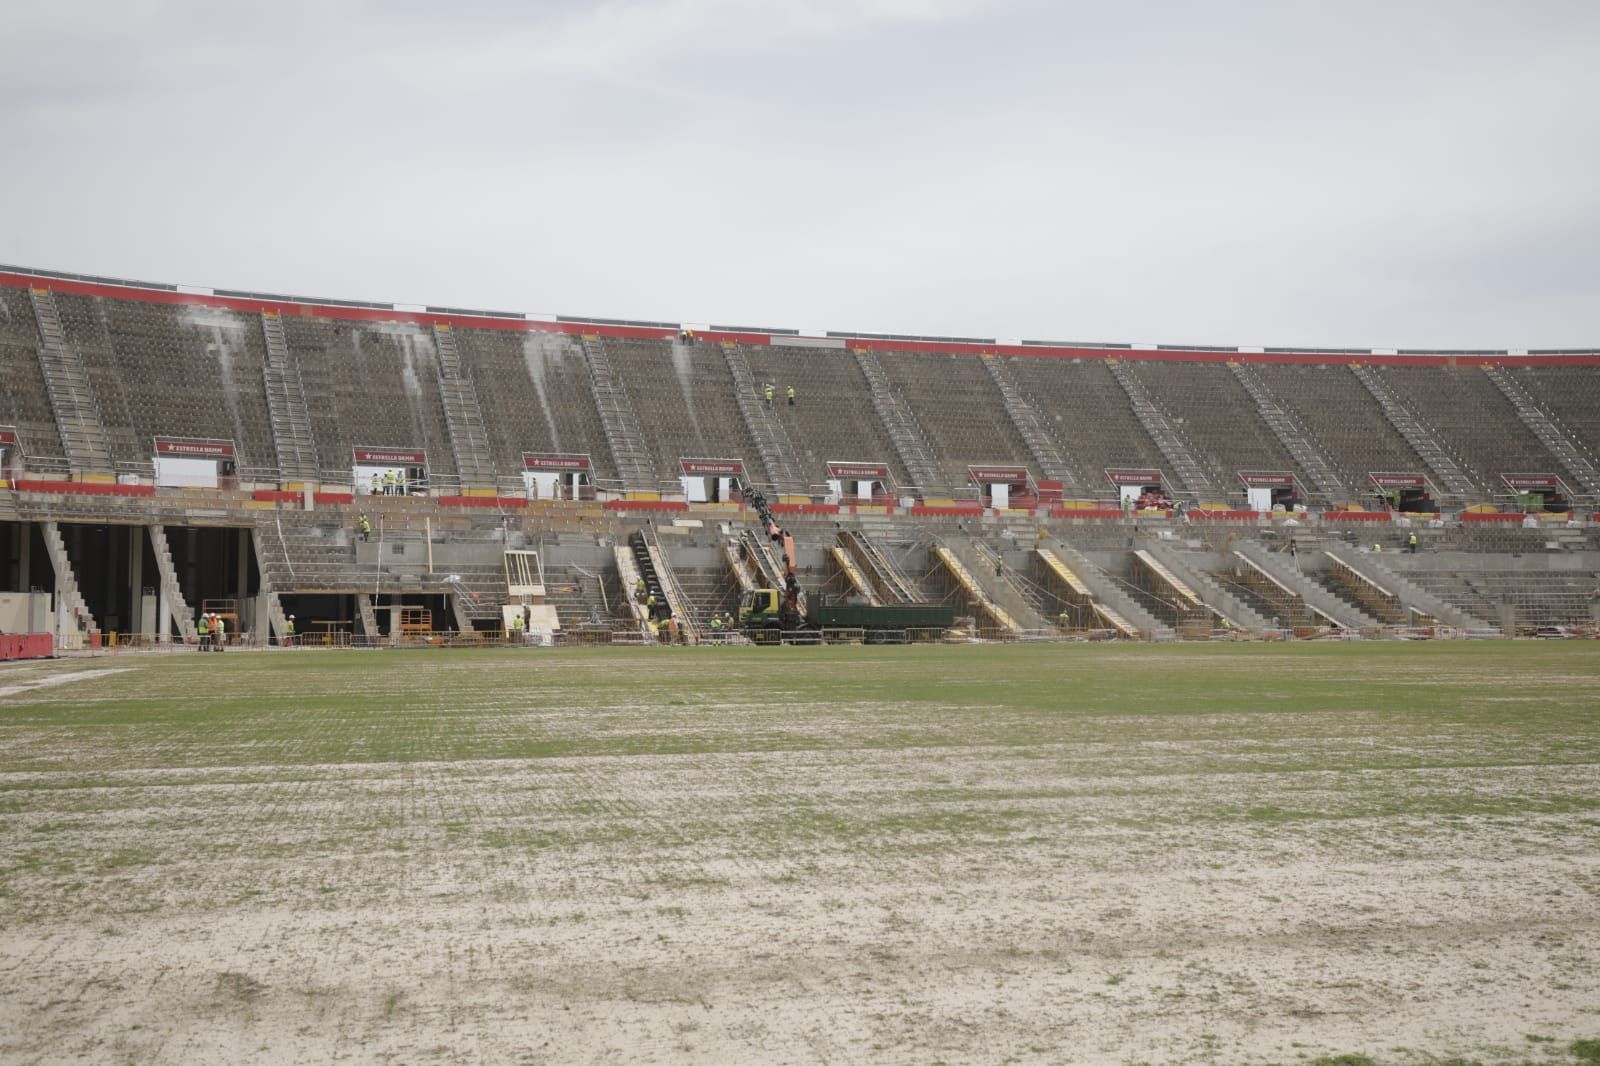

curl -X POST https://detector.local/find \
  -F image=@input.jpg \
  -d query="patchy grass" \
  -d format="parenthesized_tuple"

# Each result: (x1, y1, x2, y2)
(0, 642, 1597, 1063)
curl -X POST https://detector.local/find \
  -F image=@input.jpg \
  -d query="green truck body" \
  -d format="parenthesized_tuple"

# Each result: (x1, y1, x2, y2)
(740, 589, 955, 632)
(806, 603, 956, 630)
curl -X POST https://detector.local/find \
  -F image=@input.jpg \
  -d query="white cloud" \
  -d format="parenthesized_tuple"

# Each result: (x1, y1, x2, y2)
(2, 1, 1598, 348)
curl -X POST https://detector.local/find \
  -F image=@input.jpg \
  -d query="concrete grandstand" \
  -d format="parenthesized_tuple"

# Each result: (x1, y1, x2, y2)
(2, 262, 1598, 652)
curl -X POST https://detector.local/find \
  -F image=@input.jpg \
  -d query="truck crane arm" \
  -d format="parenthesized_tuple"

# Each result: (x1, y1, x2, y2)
(743, 487, 803, 625)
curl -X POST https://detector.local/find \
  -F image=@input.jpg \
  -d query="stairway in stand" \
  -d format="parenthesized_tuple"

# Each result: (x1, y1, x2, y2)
(259, 312, 321, 483)
(41, 521, 96, 645)
(29, 288, 114, 476)
(1229, 362, 1349, 504)
(580, 336, 656, 492)
(1483, 366, 1600, 495)
(628, 528, 700, 641)
(147, 526, 198, 642)
(1352, 365, 1477, 500)
(982, 355, 1081, 490)
(1107, 361, 1218, 501)
(250, 530, 291, 645)
(721, 342, 808, 495)
(431, 325, 499, 493)
(853, 350, 948, 499)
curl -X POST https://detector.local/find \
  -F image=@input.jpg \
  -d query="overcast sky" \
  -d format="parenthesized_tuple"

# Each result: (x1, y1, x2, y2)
(4, 1, 1598, 349)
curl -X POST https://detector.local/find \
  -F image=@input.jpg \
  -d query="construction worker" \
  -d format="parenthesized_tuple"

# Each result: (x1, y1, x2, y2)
(397, 469, 408, 496)
(384, 468, 397, 496)
(1408, 531, 1419, 554)
(1058, 609, 1071, 630)
(284, 614, 295, 648)
(358, 514, 372, 542)
(786, 384, 795, 406)
(709, 613, 723, 639)
(764, 383, 774, 408)
(511, 613, 525, 642)
(634, 576, 646, 602)
(196, 610, 210, 651)
(370, 472, 381, 496)
(646, 592, 657, 618)
(213, 614, 225, 651)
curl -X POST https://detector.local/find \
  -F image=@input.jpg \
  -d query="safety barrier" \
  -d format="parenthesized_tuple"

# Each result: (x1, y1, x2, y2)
(0, 634, 53, 660)
(71, 623, 1533, 653)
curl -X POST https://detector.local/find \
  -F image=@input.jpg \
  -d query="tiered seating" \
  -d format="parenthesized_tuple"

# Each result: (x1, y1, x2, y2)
(281, 318, 457, 488)
(1380, 367, 1549, 488)
(93, 300, 277, 475)
(1404, 570, 1597, 632)
(447, 327, 610, 483)
(877, 352, 1033, 491)
(1252, 363, 1420, 494)
(1508, 367, 1600, 463)
(603, 338, 761, 485)
(742, 345, 912, 494)
(1133, 362, 1302, 495)
(50, 294, 144, 469)
(1002, 358, 1166, 494)
(0, 287, 66, 464)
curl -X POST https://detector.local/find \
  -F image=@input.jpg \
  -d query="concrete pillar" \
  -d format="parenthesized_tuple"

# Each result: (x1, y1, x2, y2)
(129, 526, 144, 636)
(158, 582, 171, 645)
(18, 524, 30, 592)
(104, 527, 118, 634)
(237, 529, 249, 638)
(55, 567, 69, 648)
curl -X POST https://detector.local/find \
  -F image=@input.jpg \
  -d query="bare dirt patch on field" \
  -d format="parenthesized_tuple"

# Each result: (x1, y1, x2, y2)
(1, 645, 1597, 1064)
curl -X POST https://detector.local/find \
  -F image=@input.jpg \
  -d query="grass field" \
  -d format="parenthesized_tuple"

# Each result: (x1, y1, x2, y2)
(2, 642, 1598, 1064)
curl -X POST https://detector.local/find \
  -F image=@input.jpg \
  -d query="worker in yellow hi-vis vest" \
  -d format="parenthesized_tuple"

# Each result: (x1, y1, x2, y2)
(196, 611, 210, 651)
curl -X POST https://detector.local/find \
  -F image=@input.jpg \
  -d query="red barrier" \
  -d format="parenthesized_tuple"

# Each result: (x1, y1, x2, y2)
(1049, 508, 1127, 520)
(1322, 511, 1393, 522)
(910, 504, 985, 516)
(0, 634, 53, 660)
(252, 489, 298, 502)
(312, 491, 354, 505)
(437, 495, 528, 508)
(1460, 511, 1527, 523)
(1188, 509, 1261, 521)
(15, 480, 155, 497)
(603, 500, 690, 512)
(772, 503, 841, 515)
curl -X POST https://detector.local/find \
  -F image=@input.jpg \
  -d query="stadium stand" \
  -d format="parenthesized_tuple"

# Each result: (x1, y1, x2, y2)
(876, 351, 1034, 497)
(2, 263, 1598, 650)
(281, 316, 459, 491)
(1131, 360, 1305, 501)
(1000, 357, 1168, 495)
(1251, 363, 1426, 503)
(740, 343, 914, 496)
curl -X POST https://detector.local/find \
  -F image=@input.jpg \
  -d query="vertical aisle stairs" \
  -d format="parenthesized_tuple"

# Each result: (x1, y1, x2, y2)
(1482, 366, 1600, 495)
(581, 336, 656, 493)
(1351, 365, 1477, 501)
(1108, 360, 1219, 501)
(29, 288, 114, 477)
(259, 312, 321, 484)
(853, 350, 949, 500)
(431, 325, 499, 492)
(982, 355, 1082, 491)
(1229, 362, 1350, 505)
(721, 342, 809, 497)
